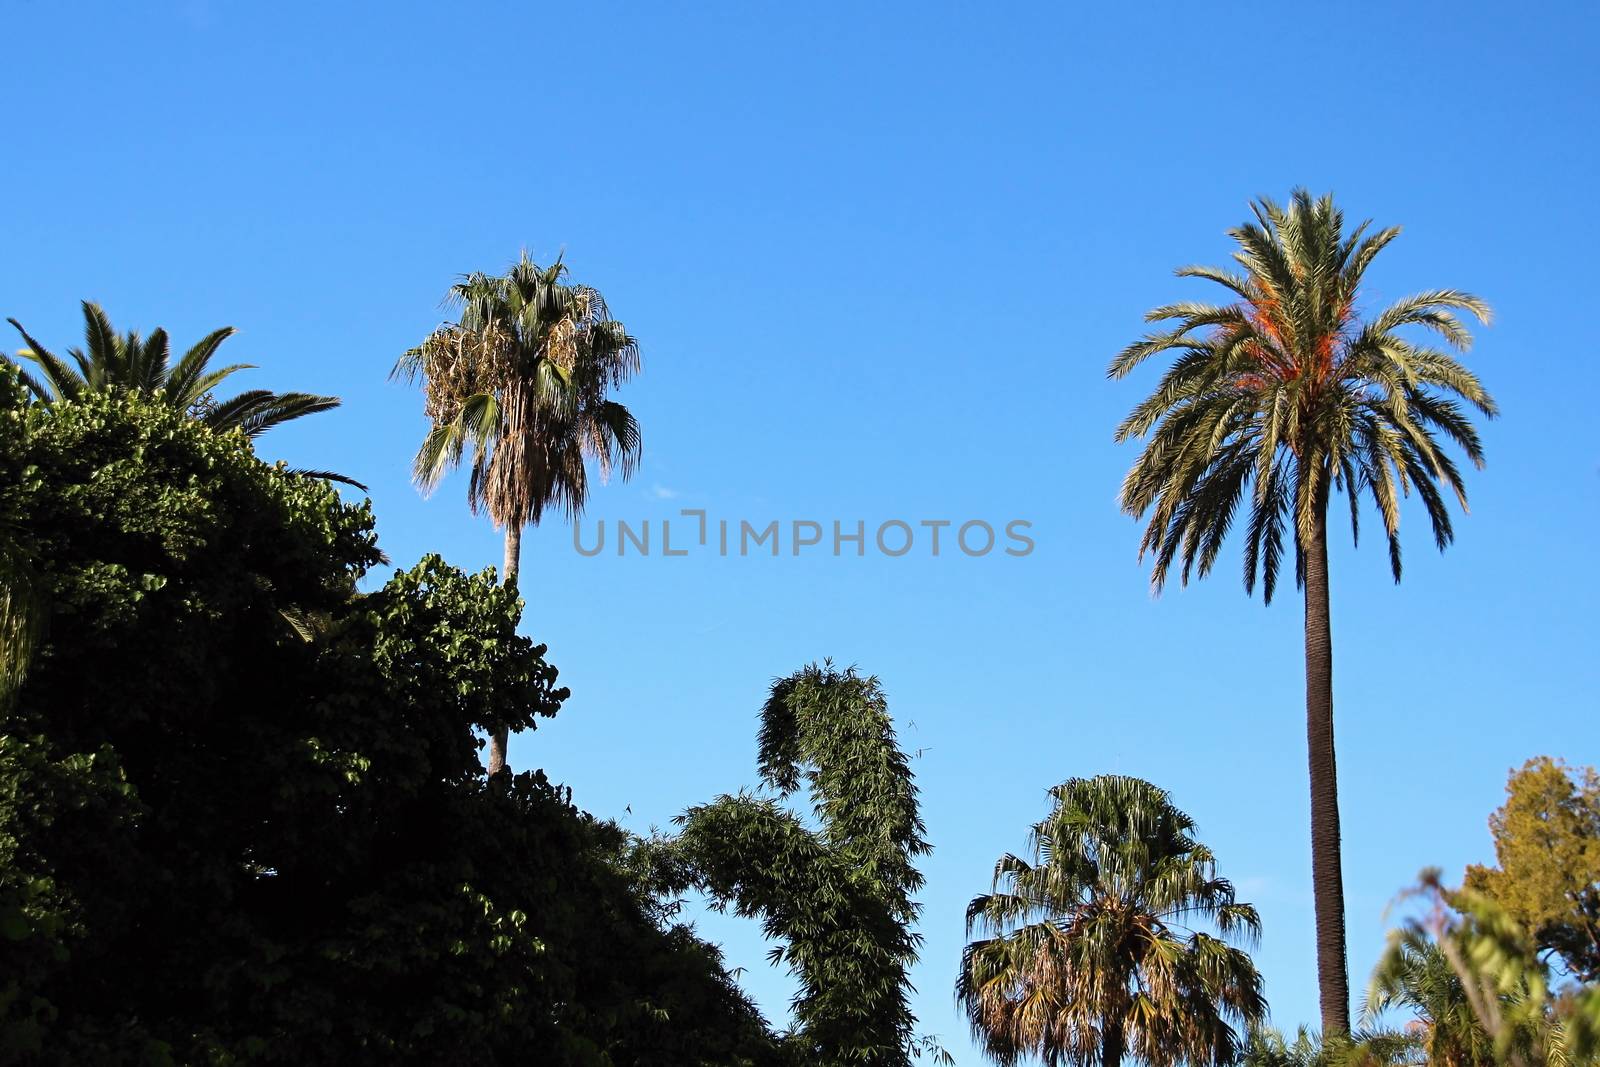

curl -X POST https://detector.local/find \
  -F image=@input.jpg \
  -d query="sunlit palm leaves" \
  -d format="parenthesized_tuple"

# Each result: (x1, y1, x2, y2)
(1380, 872, 1600, 1067)
(958, 775, 1265, 1067)
(1109, 190, 1495, 603)
(7, 301, 341, 440)
(395, 253, 641, 532)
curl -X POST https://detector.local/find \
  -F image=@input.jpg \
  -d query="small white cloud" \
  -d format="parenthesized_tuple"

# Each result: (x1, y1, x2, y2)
(648, 484, 680, 500)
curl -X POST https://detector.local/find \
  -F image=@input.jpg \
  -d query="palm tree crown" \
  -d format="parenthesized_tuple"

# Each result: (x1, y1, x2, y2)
(958, 775, 1265, 1067)
(395, 252, 641, 533)
(8, 301, 339, 439)
(1109, 189, 1495, 602)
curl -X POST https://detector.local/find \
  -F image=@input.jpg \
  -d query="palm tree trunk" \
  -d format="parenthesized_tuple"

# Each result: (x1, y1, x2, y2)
(486, 522, 522, 777)
(1303, 504, 1350, 1034)
(1101, 1018, 1124, 1067)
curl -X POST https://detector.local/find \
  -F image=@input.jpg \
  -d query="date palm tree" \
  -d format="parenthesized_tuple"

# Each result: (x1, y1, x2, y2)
(1108, 190, 1496, 1032)
(396, 253, 640, 776)
(8, 301, 340, 438)
(958, 775, 1265, 1067)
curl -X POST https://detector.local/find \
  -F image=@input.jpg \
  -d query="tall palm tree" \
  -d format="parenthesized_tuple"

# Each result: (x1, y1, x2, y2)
(396, 253, 641, 776)
(958, 775, 1265, 1067)
(7, 301, 340, 438)
(1108, 190, 1496, 1032)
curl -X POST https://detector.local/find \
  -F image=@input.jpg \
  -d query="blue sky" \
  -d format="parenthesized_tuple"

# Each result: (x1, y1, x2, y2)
(6, 0, 1598, 1057)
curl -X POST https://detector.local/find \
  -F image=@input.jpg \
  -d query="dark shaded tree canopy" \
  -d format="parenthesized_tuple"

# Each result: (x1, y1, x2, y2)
(0, 376, 777, 1065)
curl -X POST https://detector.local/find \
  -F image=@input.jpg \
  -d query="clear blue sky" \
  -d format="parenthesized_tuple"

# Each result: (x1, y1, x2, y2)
(6, 1, 1598, 1057)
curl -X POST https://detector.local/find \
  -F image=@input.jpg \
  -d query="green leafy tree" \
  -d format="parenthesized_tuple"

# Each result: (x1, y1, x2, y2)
(647, 664, 943, 1066)
(1379, 871, 1600, 1067)
(1365, 932, 1497, 1067)
(1466, 758, 1600, 982)
(0, 389, 776, 1065)
(1109, 190, 1496, 1032)
(958, 775, 1266, 1067)
(396, 254, 641, 776)
(7, 300, 340, 438)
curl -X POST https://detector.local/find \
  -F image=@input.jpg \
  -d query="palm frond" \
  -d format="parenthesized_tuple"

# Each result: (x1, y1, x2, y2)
(165, 326, 238, 405)
(7, 308, 331, 442)
(287, 468, 369, 492)
(206, 390, 340, 438)
(7, 317, 85, 401)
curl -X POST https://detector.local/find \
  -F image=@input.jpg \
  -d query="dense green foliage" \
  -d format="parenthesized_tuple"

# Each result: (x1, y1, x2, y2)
(8, 301, 341, 439)
(1365, 932, 1498, 1066)
(958, 775, 1265, 1067)
(1465, 758, 1600, 983)
(1372, 872, 1600, 1067)
(646, 664, 938, 1066)
(1246, 862, 1600, 1067)
(0, 382, 776, 1065)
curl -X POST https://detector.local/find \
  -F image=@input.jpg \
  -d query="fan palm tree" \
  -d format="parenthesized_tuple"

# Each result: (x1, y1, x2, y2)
(7, 301, 340, 438)
(958, 775, 1266, 1067)
(1108, 190, 1496, 1032)
(395, 253, 641, 776)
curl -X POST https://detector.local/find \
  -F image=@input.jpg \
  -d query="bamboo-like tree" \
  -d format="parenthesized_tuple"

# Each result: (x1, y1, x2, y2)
(959, 775, 1265, 1067)
(395, 254, 640, 776)
(7, 301, 340, 438)
(1108, 190, 1496, 1032)
(653, 663, 942, 1065)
